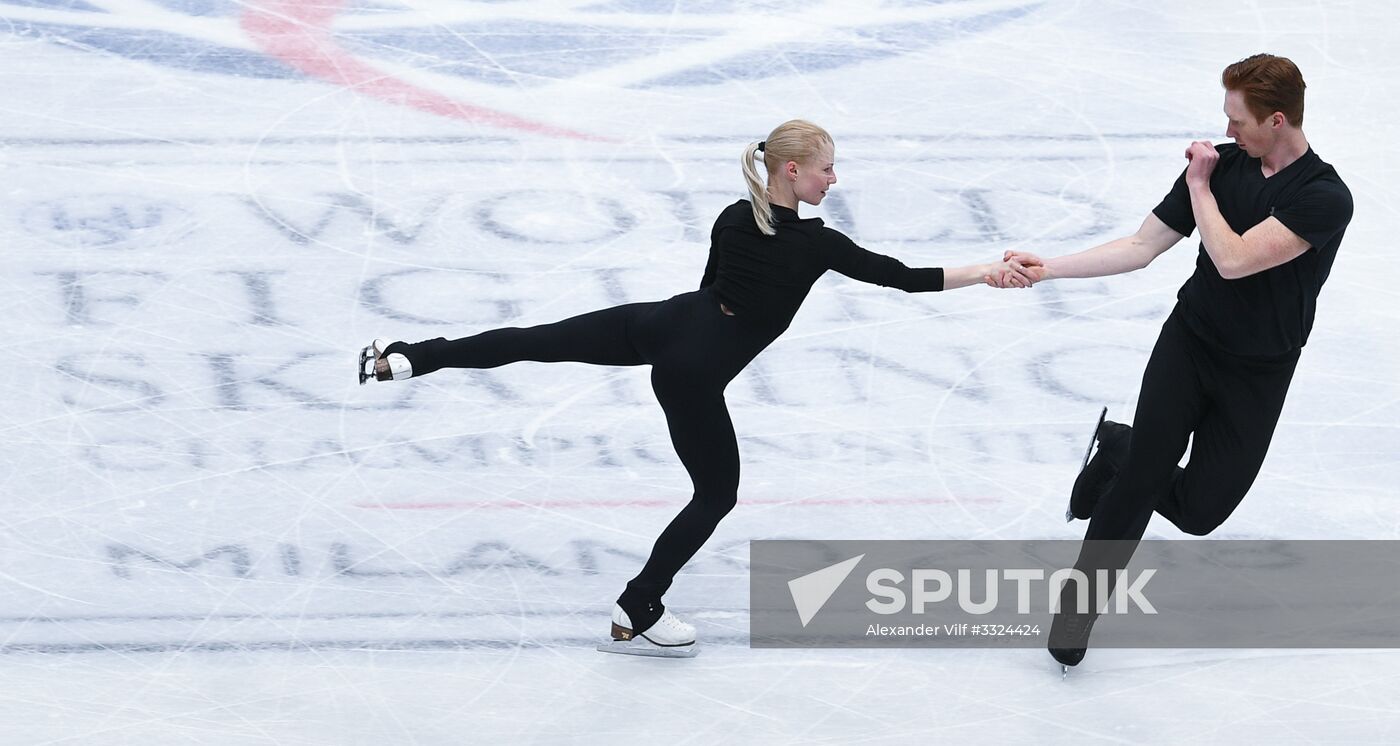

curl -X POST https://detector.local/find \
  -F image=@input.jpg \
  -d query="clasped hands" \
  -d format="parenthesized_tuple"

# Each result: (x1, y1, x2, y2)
(983, 251, 1047, 289)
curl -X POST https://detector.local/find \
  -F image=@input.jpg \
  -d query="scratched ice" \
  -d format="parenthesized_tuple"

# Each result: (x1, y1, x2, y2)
(2, 0, 1397, 742)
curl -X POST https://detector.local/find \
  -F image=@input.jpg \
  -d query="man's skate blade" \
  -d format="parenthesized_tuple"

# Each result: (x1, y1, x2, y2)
(1081, 406, 1109, 469)
(596, 638, 698, 659)
(1066, 406, 1110, 522)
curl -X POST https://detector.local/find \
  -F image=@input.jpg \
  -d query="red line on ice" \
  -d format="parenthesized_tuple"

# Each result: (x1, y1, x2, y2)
(354, 496, 1002, 511)
(241, 0, 605, 141)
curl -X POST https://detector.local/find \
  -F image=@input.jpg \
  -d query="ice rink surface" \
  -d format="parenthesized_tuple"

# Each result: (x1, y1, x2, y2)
(3, 0, 1398, 742)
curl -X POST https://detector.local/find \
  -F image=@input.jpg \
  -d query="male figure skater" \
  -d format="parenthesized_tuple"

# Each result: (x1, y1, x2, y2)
(994, 54, 1353, 669)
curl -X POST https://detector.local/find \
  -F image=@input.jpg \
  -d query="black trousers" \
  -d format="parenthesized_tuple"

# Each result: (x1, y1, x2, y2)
(1085, 306, 1300, 542)
(1066, 306, 1301, 617)
(397, 288, 773, 616)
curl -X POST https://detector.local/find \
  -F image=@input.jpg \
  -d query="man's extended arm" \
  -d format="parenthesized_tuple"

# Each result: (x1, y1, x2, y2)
(997, 212, 1184, 284)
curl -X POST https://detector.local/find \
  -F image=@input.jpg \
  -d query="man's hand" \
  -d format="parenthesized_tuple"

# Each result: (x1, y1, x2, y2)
(1185, 140, 1219, 188)
(983, 251, 1046, 288)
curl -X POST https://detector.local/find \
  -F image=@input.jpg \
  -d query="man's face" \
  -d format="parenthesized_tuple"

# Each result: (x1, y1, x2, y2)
(1224, 89, 1275, 158)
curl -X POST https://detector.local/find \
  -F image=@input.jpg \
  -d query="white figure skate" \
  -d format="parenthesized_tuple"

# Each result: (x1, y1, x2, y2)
(357, 338, 412, 385)
(596, 604, 699, 658)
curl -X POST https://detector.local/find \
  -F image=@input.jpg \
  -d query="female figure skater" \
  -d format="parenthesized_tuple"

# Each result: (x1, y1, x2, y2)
(359, 120, 1035, 657)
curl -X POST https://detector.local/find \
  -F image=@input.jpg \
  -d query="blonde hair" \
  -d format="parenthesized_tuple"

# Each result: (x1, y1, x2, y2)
(741, 119, 834, 236)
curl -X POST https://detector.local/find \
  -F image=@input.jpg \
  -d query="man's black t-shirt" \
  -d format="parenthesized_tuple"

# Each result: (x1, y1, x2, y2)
(1152, 143, 1353, 356)
(700, 200, 944, 334)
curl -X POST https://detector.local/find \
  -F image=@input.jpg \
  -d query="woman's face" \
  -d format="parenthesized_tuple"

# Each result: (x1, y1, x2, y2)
(789, 145, 837, 206)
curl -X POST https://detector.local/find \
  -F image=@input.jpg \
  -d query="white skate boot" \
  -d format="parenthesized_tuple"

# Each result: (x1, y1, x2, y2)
(358, 338, 412, 385)
(596, 604, 699, 658)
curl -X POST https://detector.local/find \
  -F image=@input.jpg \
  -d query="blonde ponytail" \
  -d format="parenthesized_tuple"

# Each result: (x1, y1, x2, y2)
(742, 141, 775, 236)
(739, 119, 834, 237)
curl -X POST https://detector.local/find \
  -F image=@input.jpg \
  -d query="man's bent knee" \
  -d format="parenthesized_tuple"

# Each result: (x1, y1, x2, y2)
(1172, 511, 1230, 536)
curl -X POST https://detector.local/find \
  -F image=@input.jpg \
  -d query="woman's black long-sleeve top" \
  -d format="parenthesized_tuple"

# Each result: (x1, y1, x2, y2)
(699, 200, 945, 334)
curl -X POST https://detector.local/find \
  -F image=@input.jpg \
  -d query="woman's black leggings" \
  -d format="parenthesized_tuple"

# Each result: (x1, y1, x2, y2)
(391, 288, 771, 627)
